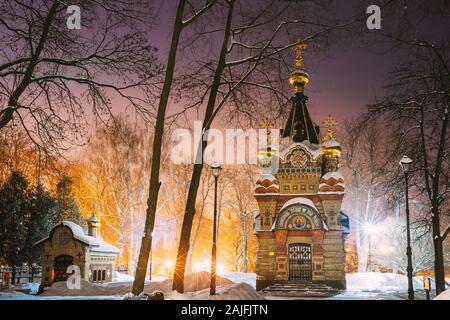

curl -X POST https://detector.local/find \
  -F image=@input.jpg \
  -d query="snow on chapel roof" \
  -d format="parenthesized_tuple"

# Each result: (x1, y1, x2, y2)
(279, 197, 318, 212)
(322, 139, 341, 149)
(35, 221, 120, 254)
(272, 197, 328, 231)
(321, 171, 344, 181)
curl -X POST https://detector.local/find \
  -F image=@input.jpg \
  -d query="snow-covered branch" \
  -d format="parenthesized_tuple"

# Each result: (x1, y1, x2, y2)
(182, 0, 216, 27)
(442, 224, 450, 240)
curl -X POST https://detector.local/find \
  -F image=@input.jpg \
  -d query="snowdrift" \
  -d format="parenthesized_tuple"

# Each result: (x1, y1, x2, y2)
(346, 272, 444, 292)
(114, 271, 135, 282)
(167, 283, 263, 300)
(39, 271, 237, 297)
(434, 290, 450, 300)
(219, 272, 257, 288)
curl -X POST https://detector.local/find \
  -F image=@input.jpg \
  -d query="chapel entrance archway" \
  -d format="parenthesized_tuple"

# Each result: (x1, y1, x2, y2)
(53, 255, 73, 282)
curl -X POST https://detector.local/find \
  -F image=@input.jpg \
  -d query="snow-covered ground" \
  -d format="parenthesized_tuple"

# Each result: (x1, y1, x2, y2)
(218, 272, 256, 288)
(0, 292, 123, 300)
(114, 271, 134, 282)
(327, 272, 450, 300)
(166, 283, 263, 300)
(347, 272, 425, 292)
(434, 289, 450, 300)
(1, 272, 449, 300)
(348, 272, 449, 292)
(113, 271, 167, 283)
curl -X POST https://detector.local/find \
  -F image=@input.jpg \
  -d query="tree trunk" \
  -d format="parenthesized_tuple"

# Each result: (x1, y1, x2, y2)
(186, 207, 204, 275)
(172, 1, 234, 293)
(172, 162, 205, 292)
(432, 204, 446, 294)
(353, 172, 363, 272)
(241, 214, 248, 273)
(126, 172, 135, 275)
(430, 102, 449, 295)
(119, 218, 125, 267)
(363, 187, 373, 271)
(132, 0, 186, 295)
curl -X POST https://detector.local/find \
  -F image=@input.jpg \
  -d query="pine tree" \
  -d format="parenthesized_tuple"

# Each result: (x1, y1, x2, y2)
(23, 183, 58, 263)
(55, 176, 86, 229)
(0, 171, 29, 265)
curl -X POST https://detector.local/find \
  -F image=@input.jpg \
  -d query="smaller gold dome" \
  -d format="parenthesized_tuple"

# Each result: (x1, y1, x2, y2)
(323, 144, 341, 158)
(289, 69, 310, 92)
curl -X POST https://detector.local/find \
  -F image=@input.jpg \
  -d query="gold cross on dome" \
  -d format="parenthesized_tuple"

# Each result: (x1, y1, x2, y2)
(260, 117, 273, 131)
(294, 39, 307, 69)
(323, 115, 337, 141)
(260, 117, 273, 143)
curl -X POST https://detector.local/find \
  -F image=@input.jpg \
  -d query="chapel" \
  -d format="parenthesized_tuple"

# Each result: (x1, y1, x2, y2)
(35, 214, 119, 286)
(253, 42, 349, 290)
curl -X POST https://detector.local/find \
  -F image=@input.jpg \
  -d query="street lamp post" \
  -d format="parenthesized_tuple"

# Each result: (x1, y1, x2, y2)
(210, 162, 222, 295)
(399, 155, 414, 301)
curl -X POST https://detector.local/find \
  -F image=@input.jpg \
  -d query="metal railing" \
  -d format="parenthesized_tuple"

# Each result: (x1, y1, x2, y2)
(0, 265, 42, 290)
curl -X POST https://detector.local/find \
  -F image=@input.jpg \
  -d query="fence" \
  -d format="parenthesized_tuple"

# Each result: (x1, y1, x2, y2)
(116, 267, 128, 274)
(0, 265, 42, 290)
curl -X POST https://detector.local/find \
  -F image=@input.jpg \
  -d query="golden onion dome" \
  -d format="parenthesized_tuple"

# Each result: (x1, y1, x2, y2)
(289, 69, 310, 92)
(322, 139, 342, 157)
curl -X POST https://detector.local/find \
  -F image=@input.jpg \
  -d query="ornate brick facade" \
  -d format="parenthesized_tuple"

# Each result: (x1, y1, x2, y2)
(253, 42, 348, 290)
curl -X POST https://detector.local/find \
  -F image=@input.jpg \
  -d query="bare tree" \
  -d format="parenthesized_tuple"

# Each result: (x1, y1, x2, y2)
(340, 117, 398, 271)
(132, 0, 216, 295)
(0, 0, 160, 154)
(371, 217, 434, 274)
(226, 164, 258, 272)
(69, 116, 151, 270)
(367, 42, 450, 293)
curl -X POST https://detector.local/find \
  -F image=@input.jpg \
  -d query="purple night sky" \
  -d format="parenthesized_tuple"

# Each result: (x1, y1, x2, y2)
(137, 1, 446, 127)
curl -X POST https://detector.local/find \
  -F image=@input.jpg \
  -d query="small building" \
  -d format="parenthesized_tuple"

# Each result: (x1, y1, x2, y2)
(35, 215, 119, 286)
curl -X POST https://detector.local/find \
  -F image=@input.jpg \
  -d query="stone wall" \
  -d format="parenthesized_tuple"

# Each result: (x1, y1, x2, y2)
(255, 231, 277, 280)
(322, 231, 346, 287)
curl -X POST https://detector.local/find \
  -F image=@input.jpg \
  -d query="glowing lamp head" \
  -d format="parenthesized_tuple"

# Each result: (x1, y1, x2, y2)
(399, 155, 413, 174)
(210, 162, 222, 178)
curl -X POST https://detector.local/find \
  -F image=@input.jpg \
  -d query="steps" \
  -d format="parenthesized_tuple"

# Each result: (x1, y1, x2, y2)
(261, 282, 340, 298)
